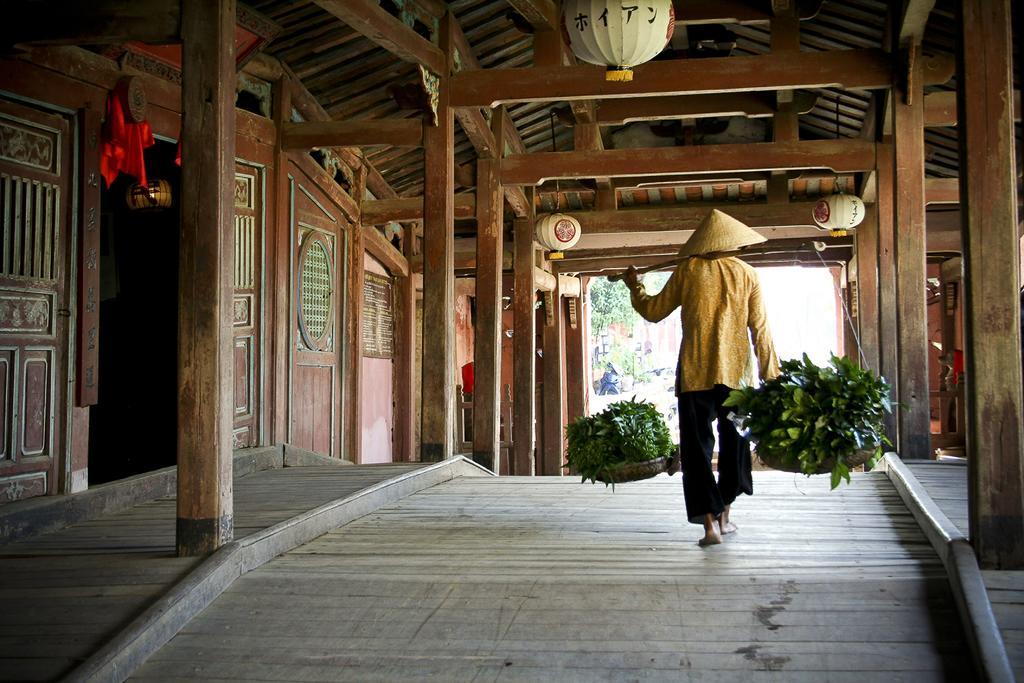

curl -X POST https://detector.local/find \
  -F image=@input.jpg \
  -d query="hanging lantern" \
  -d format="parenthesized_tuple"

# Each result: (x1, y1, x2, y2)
(562, 0, 675, 82)
(812, 193, 865, 237)
(126, 179, 173, 211)
(536, 213, 582, 258)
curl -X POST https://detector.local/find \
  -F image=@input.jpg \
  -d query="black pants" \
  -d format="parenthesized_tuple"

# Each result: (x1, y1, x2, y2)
(678, 385, 753, 525)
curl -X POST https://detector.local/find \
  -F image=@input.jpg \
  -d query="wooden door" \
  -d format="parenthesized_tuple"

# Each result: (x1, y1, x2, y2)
(288, 158, 347, 457)
(232, 162, 263, 448)
(0, 97, 72, 502)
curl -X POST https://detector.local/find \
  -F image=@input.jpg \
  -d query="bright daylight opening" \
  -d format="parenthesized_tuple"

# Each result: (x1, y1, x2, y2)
(586, 266, 844, 440)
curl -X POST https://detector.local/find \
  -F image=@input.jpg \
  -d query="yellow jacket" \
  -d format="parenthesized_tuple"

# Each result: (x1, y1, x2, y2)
(629, 256, 780, 394)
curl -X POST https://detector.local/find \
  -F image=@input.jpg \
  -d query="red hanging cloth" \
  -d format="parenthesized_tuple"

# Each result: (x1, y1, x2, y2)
(100, 81, 155, 188)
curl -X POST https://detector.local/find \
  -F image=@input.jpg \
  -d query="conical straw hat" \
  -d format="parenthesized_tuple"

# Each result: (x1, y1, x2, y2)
(678, 209, 767, 257)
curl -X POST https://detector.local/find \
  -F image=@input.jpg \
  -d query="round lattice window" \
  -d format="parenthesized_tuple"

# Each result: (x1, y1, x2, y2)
(298, 234, 333, 350)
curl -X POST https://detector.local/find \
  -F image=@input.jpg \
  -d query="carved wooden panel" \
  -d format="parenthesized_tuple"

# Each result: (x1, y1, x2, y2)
(297, 229, 335, 353)
(233, 163, 262, 449)
(1, 174, 61, 280)
(0, 113, 59, 174)
(0, 289, 52, 335)
(0, 349, 10, 461)
(20, 351, 51, 458)
(234, 214, 255, 289)
(0, 472, 46, 504)
(234, 336, 252, 417)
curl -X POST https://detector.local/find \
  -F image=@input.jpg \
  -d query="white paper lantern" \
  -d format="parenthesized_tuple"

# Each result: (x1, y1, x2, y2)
(812, 193, 866, 236)
(562, 0, 675, 82)
(536, 213, 582, 253)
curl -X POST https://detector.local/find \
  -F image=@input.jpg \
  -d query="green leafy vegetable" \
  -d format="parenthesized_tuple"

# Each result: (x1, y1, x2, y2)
(723, 354, 892, 489)
(566, 397, 675, 486)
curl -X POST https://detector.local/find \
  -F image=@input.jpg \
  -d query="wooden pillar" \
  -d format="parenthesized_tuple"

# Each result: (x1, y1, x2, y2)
(957, 0, 1024, 568)
(346, 168, 366, 463)
(856, 207, 881, 373)
(393, 224, 418, 463)
(876, 141, 899, 444)
(892, 45, 930, 459)
(472, 154, 503, 472)
(564, 293, 586, 425)
(177, 0, 235, 556)
(421, 13, 455, 462)
(512, 213, 536, 476)
(541, 280, 564, 476)
(270, 79, 291, 446)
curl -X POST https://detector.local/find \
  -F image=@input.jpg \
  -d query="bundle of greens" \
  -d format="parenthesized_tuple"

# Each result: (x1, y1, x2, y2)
(566, 397, 675, 485)
(723, 354, 892, 489)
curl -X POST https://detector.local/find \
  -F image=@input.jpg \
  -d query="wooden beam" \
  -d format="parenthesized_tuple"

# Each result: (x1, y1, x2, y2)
(501, 140, 877, 185)
(541, 278, 564, 476)
(898, 0, 936, 44)
(892, 45, 930, 460)
(449, 15, 530, 216)
(361, 194, 476, 223)
(564, 282, 587, 428)
(874, 153, 898, 428)
(958, 0, 1024, 569)
(534, 267, 557, 292)
(924, 89, 1021, 127)
(314, 0, 446, 75)
(513, 214, 537, 475)
(472, 157, 503, 472)
(2, 0, 181, 47)
(362, 223, 409, 278)
(451, 50, 956, 107)
(280, 119, 423, 150)
(420, 12, 456, 462)
(275, 57, 399, 200)
(176, 0, 234, 557)
(593, 91, 818, 126)
(570, 201, 823, 234)
(507, 0, 558, 30)
(925, 177, 960, 205)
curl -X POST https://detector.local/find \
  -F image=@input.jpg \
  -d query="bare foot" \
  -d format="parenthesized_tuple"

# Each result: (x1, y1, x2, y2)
(699, 515, 722, 546)
(698, 530, 723, 546)
(720, 521, 738, 534)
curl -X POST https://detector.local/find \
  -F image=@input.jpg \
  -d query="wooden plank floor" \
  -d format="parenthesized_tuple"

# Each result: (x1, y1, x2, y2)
(135, 471, 971, 682)
(905, 459, 1024, 679)
(0, 463, 421, 681)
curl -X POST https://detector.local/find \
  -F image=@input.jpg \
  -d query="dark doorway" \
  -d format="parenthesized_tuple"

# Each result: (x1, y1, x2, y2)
(89, 140, 180, 484)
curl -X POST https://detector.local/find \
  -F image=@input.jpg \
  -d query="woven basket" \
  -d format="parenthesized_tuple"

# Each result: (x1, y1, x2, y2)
(755, 448, 875, 475)
(595, 455, 676, 484)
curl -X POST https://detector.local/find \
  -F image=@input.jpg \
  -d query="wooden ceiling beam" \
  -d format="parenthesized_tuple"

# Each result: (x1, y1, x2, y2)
(451, 50, 955, 107)
(281, 119, 423, 150)
(925, 177, 960, 205)
(449, 13, 530, 217)
(591, 91, 818, 125)
(362, 193, 477, 224)
(277, 58, 399, 200)
(313, 0, 446, 75)
(898, 0, 937, 44)
(506, 0, 559, 30)
(2, 0, 181, 47)
(500, 140, 876, 185)
(567, 201, 830, 234)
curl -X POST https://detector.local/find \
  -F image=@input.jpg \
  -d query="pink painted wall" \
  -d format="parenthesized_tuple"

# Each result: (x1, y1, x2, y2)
(360, 255, 394, 463)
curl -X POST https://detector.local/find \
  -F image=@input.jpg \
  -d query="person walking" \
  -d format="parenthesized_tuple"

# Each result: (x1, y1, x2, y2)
(622, 209, 780, 546)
